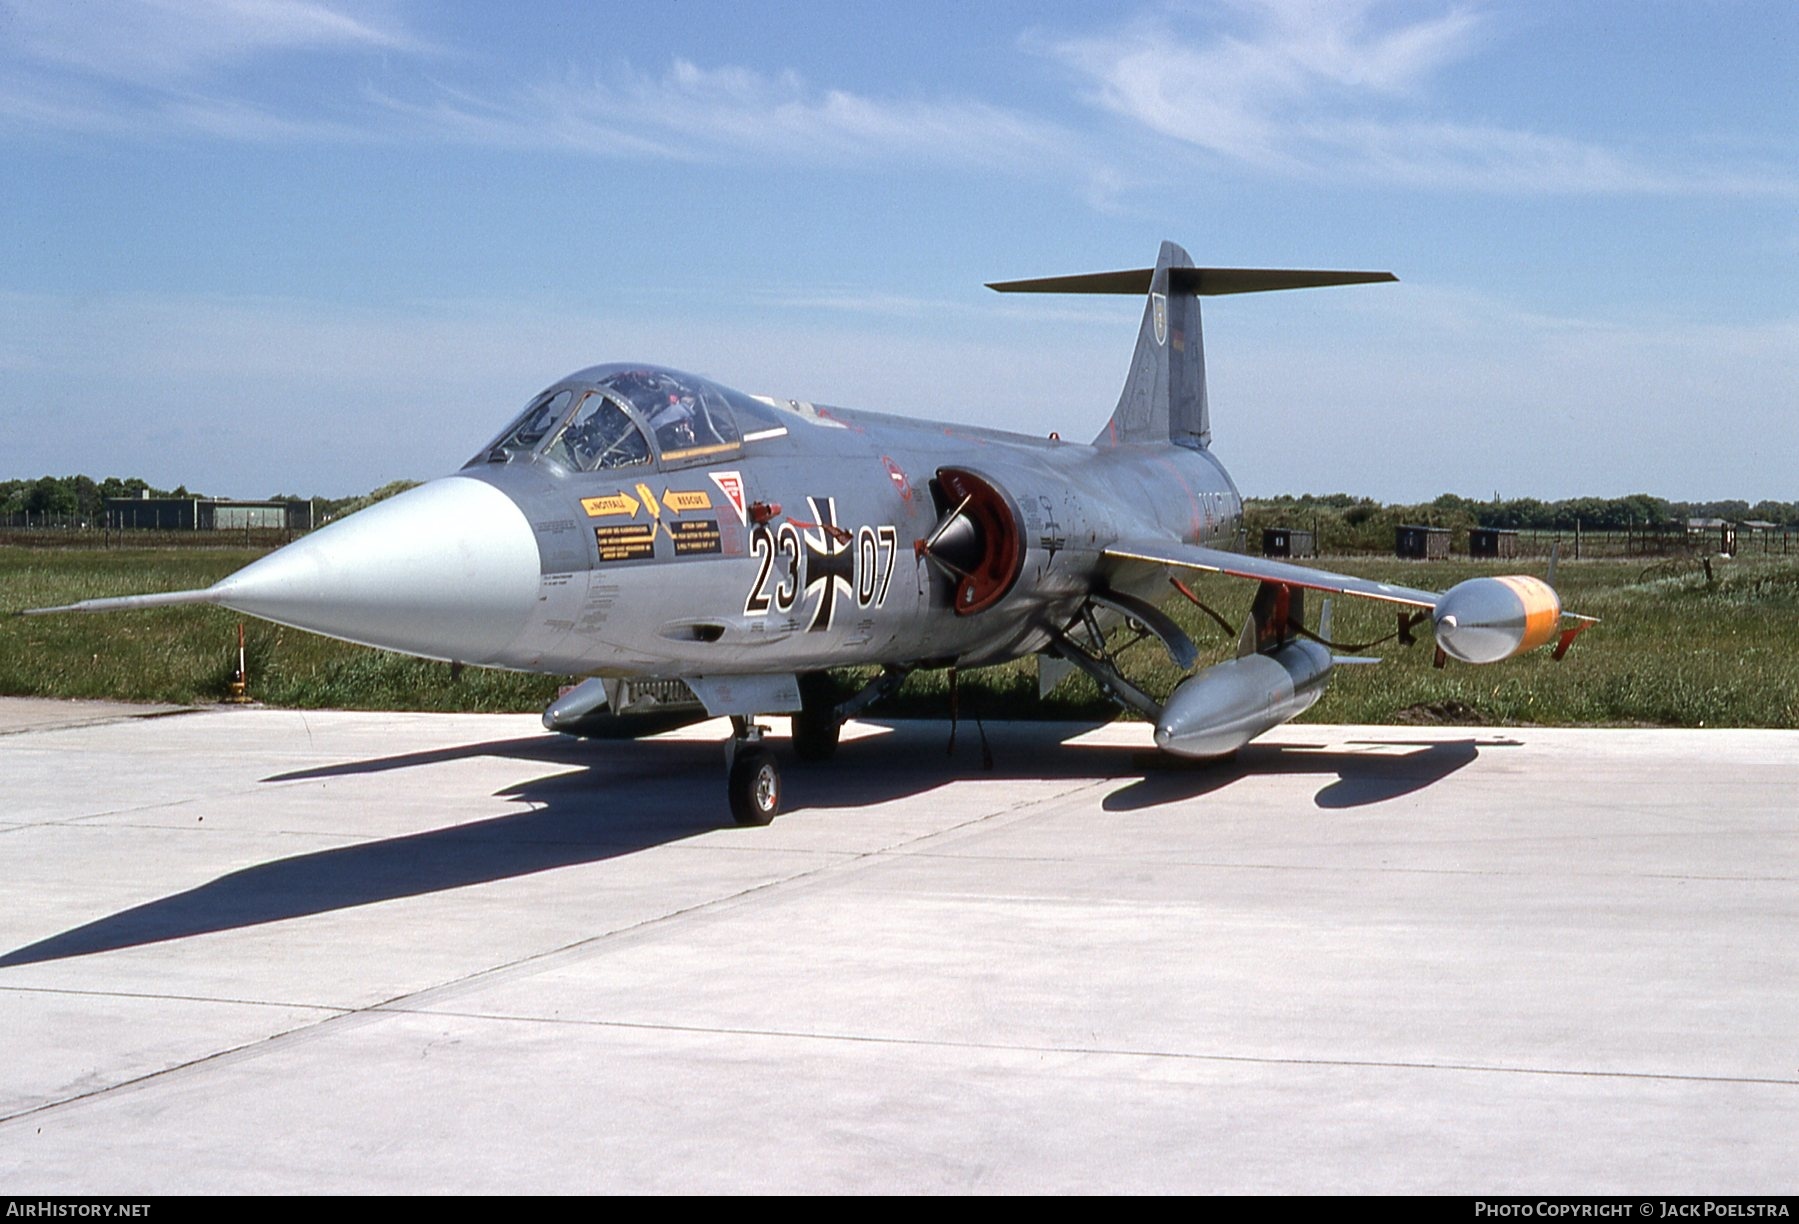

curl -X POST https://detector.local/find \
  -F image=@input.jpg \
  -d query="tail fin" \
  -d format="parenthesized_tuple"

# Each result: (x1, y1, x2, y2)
(988, 242, 1395, 450)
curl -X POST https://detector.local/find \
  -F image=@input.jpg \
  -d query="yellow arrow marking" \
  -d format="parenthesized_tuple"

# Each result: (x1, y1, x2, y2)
(635, 483, 660, 521)
(662, 489, 712, 516)
(581, 491, 640, 518)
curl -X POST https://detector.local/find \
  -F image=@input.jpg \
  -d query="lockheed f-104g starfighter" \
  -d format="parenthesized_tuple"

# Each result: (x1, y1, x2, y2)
(28, 242, 1591, 823)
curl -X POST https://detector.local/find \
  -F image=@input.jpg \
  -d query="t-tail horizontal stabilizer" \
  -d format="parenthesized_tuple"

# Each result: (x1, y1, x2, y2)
(989, 241, 1395, 451)
(985, 267, 1397, 296)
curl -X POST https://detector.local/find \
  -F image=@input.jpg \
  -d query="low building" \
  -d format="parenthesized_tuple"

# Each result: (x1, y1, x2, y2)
(1261, 527, 1316, 558)
(105, 496, 314, 532)
(1738, 520, 1794, 555)
(1468, 527, 1520, 559)
(1686, 517, 1737, 555)
(1395, 524, 1450, 560)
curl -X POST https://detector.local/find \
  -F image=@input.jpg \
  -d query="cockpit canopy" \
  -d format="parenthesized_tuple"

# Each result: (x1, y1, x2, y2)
(472, 364, 790, 473)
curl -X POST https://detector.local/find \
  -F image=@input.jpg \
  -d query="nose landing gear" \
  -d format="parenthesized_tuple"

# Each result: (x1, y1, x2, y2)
(721, 667, 908, 824)
(727, 717, 781, 826)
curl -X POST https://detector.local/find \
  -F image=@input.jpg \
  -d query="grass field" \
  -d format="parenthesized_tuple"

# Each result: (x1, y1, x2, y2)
(4, 545, 1796, 727)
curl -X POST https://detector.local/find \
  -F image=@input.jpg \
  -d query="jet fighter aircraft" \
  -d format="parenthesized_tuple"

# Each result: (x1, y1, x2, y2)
(28, 241, 1590, 824)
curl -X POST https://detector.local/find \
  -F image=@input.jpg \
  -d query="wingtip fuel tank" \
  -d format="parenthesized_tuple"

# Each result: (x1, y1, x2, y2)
(1431, 575, 1562, 665)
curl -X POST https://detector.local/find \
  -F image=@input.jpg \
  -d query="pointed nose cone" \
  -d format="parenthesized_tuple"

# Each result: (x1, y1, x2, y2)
(211, 476, 540, 664)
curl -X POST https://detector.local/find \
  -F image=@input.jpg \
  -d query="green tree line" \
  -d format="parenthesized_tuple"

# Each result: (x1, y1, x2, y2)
(1246, 491, 1797, 555)
(1, 476, 204, 521)
(2, 475, 417, 524)
(7, 473, 1793, 538)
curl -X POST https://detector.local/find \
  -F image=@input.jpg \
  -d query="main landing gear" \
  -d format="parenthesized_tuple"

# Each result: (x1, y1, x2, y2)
(790, 672, 843, 762)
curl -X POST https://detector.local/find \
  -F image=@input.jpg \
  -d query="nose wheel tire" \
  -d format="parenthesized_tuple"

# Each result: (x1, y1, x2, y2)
(729, 746, 782, 826)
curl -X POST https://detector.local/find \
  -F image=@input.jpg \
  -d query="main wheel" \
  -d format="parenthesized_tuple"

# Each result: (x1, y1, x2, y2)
(790, 704, 841, 761)
(728, 746, 781, 826)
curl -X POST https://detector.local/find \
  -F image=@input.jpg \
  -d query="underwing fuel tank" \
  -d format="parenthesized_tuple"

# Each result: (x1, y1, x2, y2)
(1153, 639, 1333, 759)
(1432, 576, 1561, 665)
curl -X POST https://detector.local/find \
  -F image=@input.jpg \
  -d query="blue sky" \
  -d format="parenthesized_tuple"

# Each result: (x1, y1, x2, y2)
(3, 0, 1795, 501)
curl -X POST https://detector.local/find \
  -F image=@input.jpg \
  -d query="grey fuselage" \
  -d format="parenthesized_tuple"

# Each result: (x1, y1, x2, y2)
(458, 365, 1243, 681)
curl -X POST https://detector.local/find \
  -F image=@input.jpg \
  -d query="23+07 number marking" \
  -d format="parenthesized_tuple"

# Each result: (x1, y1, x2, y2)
(745, 523, 897, 617)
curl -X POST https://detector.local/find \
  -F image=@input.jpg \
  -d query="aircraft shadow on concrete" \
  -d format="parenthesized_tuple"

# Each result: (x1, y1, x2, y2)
(0, 723, 1509, 968)
(1096, 735, 1504, 812)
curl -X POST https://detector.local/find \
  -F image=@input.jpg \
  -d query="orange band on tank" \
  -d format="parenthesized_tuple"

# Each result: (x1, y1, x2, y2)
(1495, 575, 1561, 653)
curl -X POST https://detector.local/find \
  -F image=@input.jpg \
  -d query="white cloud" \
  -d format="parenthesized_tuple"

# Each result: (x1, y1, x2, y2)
(4, 0, 1791, 208)
(0, 65, 386, 143)
(0, 0, 429, 143)
(1044, 1, 1799, 196)
(370, 58, 1087, 177)
(2, 0, 1092, 180)
(3, 0, 423, 85)
(1051, 1, 1480, 167)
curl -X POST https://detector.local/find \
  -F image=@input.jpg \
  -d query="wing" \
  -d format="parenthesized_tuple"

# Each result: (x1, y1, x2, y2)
(1103, 538, 1441, 610)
